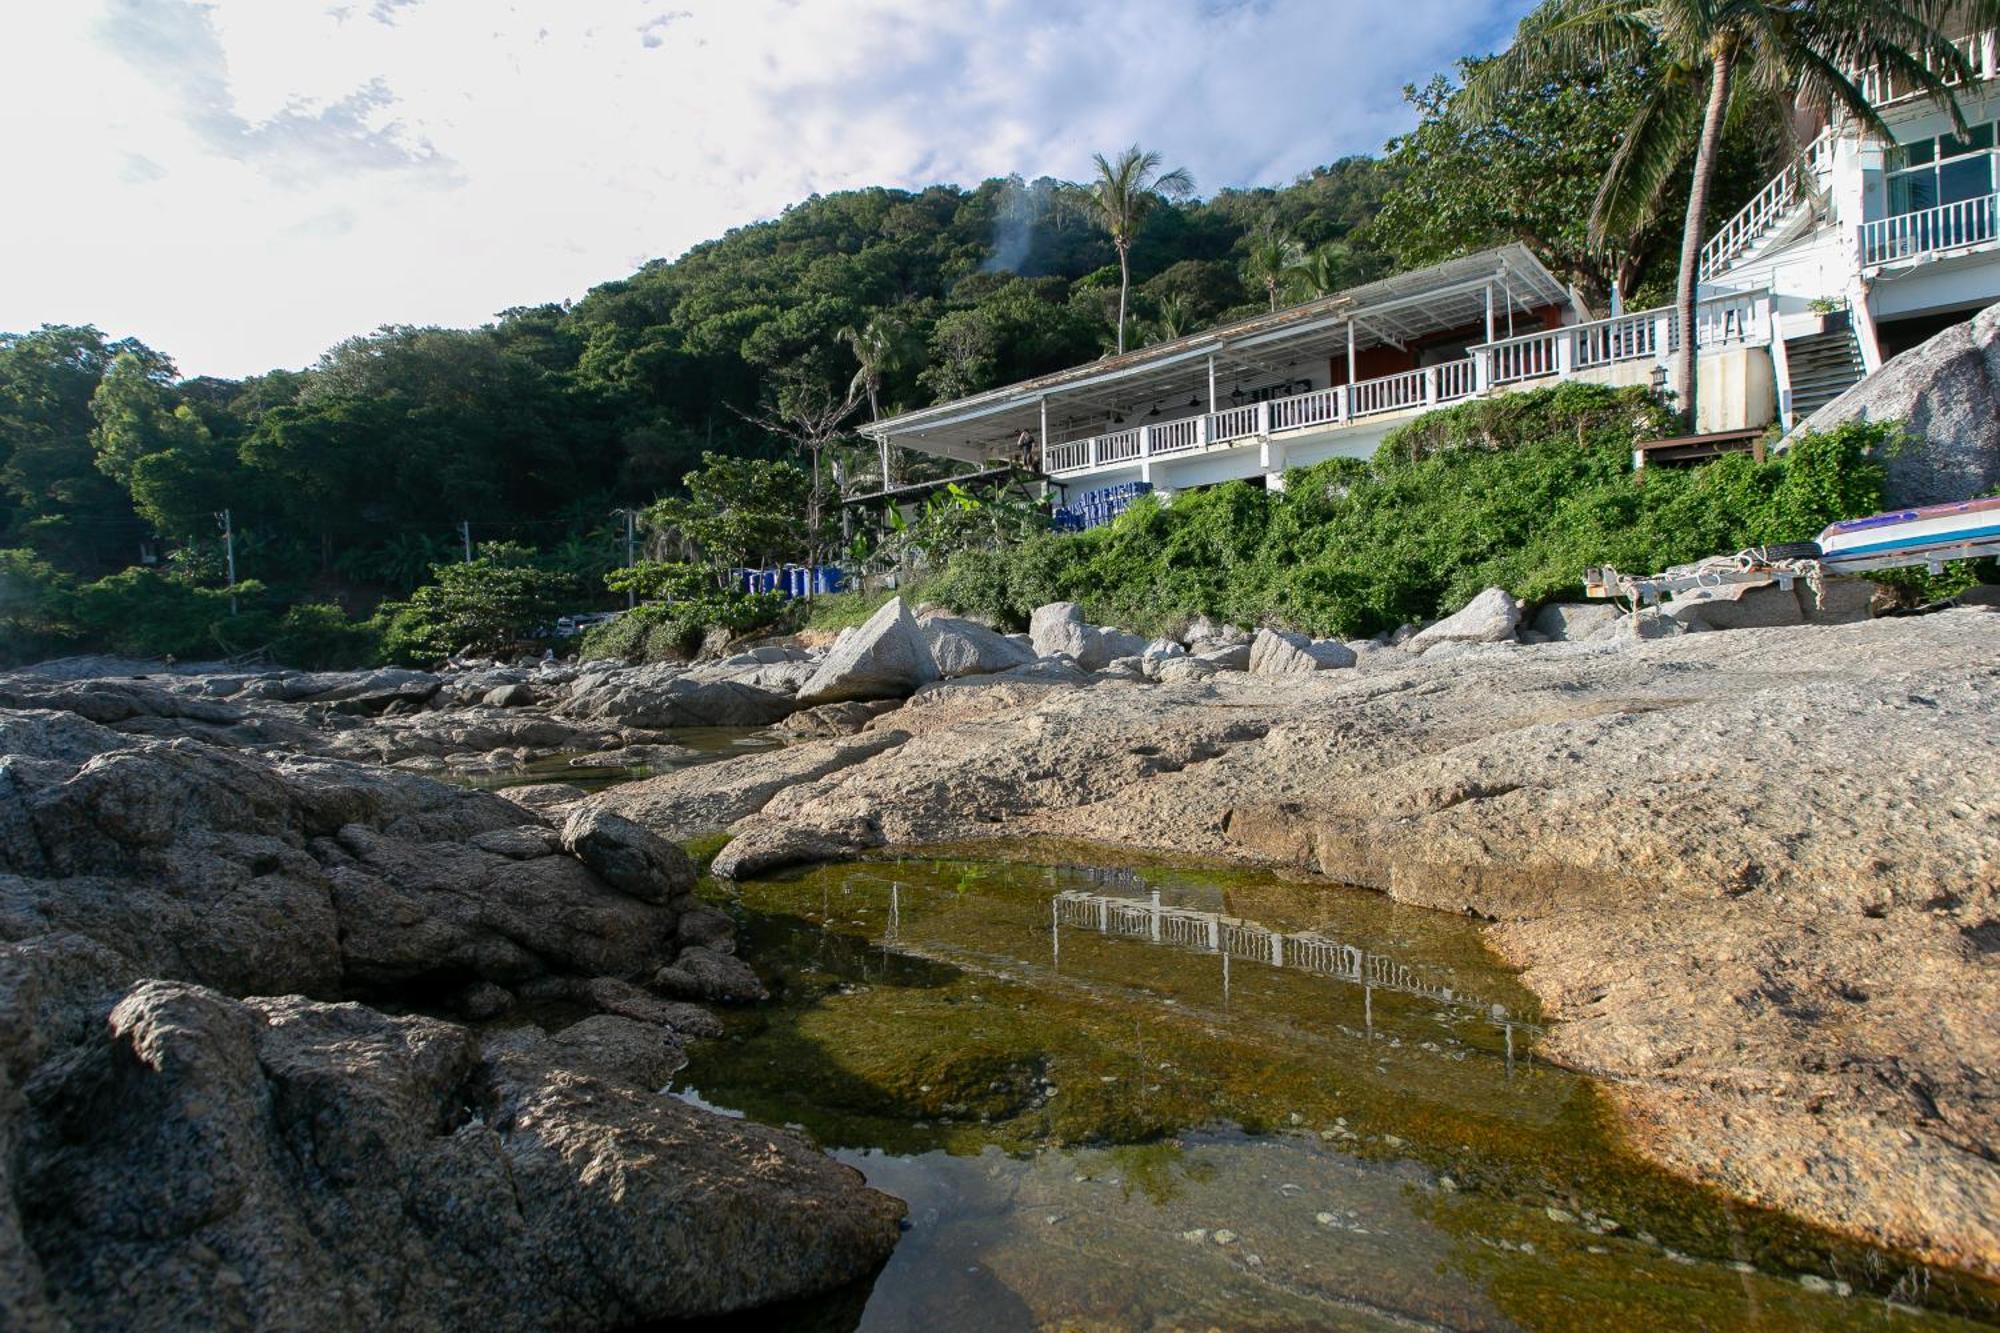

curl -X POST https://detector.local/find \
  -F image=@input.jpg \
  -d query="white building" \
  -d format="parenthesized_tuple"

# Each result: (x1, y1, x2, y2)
(861, 24, 2000, 502)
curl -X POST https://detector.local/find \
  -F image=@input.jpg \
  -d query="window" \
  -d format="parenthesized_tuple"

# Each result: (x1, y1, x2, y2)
(1886, 123, 1996, 215)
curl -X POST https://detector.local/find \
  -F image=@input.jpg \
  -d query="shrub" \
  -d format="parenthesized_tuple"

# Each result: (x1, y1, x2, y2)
(578, 590, 787, 662)
(925, 385, 1900, 639)
(376, 559, 573, 665)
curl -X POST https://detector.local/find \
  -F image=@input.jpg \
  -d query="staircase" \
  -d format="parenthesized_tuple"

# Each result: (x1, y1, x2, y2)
(1700, 131, 1834, 281)
(1783, 323, 1868, 421)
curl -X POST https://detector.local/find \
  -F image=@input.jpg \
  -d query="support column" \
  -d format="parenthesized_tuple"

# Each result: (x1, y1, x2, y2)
(1206, 354, 1217, 414)
(1038, 397, 1049, 471)
(1346, 321, 1357, 386)
(1484, 282, 1495, 347)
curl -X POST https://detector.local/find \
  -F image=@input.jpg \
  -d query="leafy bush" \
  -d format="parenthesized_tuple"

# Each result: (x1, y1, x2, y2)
(376, 558, 574, 665)
(578, 589, 787, 662)
(927, 385, 1899, 638)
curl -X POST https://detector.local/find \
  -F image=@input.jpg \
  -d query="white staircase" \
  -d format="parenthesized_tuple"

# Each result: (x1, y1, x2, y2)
(1699, 132, 1835, 281)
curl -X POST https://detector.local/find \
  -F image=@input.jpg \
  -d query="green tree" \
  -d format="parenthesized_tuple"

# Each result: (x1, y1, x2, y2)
(376, 557, 571, 664)
(1083, 146, 1194, 353)
(1242, 218, 1307, 311)
(1466, 0, 1991, 424)
(644, 451, 811, 573)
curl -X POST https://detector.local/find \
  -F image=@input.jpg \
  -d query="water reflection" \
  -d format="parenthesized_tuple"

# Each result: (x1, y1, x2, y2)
(679, 856, 1994, 1331)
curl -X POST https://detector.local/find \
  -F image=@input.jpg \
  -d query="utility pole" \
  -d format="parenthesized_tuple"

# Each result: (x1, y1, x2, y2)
(613, 508, 637, 608)
(459, 520, 472, 562)
(214, 509, 237, 615)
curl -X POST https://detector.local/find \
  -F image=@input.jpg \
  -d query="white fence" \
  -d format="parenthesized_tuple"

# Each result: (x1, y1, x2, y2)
(1860, 192, 2000, 267)
(1040, 293, 1774, 477)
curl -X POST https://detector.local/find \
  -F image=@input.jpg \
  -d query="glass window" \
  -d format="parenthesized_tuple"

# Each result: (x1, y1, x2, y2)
(1886, 122, 1997, 217)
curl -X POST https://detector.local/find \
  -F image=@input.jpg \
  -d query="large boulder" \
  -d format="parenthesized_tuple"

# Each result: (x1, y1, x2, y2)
(2, 972, 900, 1330)
(921, 615, 1037, 678)
(1028, 602, 1106, 667)
(1192, 641, 1252, 671)
(1248, 628, 1357, 676)
(559, 807, 696, 905)
(561, 663, 800, 729)
(796, 598, 939, 705)
(1406, 588, 1521, 654)
(1800, 301, 2000, 505)
(1532, 602, 1623, 642)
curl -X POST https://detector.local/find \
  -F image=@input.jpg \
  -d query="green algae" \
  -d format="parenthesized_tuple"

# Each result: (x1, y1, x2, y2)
(681, 851, 2000, 1330)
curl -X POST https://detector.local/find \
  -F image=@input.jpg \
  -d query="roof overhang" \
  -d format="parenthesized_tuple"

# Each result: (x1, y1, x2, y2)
(864, 243, 1579, 462)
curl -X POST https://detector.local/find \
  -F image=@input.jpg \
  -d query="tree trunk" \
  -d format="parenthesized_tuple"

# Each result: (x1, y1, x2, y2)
(1116, 242, 1131, 354)
(1675, 46, 1735, 431)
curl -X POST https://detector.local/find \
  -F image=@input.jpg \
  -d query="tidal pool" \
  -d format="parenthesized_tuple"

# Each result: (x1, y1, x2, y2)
(680, 853, 1998, 1331)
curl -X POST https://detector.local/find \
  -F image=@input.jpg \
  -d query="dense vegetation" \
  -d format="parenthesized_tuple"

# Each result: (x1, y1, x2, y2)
(923, 385, 1895, 639)
(0, 26, 1847, 668)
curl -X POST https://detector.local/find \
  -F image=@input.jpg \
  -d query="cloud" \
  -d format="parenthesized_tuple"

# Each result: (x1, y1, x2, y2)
(0, 0, 1533, 378)
(93, 0, 456, 188)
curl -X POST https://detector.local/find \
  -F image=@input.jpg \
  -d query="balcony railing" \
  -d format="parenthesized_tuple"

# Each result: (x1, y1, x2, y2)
(1040, 294, 1773, 477)
(1857, 28, 1997, 107)
(1699, 130, 1835, 280)
(1859, 191, 2000, 266)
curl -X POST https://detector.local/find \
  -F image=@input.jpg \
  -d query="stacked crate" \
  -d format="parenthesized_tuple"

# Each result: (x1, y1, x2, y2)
(1052, 480, 1152, 532)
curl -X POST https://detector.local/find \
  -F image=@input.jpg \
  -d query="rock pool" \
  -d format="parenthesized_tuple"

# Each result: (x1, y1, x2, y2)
(678, 853, 1997, 1331)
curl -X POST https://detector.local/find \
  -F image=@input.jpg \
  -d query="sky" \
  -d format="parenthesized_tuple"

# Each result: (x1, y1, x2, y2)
(0, 0, 1531, 380)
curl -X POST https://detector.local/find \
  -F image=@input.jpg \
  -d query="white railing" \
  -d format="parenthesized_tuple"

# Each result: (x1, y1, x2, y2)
(1699, 130, 1834, 280)
(1859, 191, 2000, 267)
(1270, 385, 1343, 431)
(1097, 428, 1143, 465)
(1574, 309, 1662, 367)
(1435, 358, 1478, 402)
(1147, 416, 1203, 455)
(1204, 402, 1262, 443)
(1349, 366, 1428, 417)
(1488, 329, 1561, 385)
(1046, 438, 1090, 472)
(1042, 293, 1772, 476)
(1857, 28, 1997, 107)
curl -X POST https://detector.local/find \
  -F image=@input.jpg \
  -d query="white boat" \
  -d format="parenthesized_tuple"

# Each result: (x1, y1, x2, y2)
(1816, 496, 2000, 569)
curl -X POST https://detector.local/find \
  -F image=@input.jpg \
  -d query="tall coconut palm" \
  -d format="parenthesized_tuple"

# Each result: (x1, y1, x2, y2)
(1086, 146, 1194, 353)
(838, 311, 915, 489)
(1292, 242, 1356, 300)
(1243, 219, 1308, 312)
(1466, 0, 1991, 428)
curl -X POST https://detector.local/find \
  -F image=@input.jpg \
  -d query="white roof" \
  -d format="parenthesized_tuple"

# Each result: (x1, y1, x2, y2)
(865, 243, 1578, 461)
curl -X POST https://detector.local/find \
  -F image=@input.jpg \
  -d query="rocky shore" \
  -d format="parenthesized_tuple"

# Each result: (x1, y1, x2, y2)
(599, 598, 2000, 1280)
(0, 701, 901, 1329)
(4, 581, 1997, 1321)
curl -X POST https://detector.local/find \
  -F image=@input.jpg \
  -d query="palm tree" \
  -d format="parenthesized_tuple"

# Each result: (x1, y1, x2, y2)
(1145, 294, 1196, 345)
(1086, 146, 1194, 353)
(838, 311, 915, 489)
(1243, 219, 1306, 312)
(1292, 242, 1355, 299)
(1467, 0, 1991, 428)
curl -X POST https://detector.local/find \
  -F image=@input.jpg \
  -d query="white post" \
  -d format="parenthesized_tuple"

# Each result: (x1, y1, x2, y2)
(1555, 330, 1575, 379)
(1038, 397, 1049, 472)
(1336, 385, 1349, 423)
(1474, 347, 1491, 395)
(1255, 400, 1269, 437)
(1149, 890, 1162, 942)
(1346, 321, 1357, 386)
(1422, 365, 1438, 406)
(1206, 354, 1217, 413)
(1484, 282, 1496, 347)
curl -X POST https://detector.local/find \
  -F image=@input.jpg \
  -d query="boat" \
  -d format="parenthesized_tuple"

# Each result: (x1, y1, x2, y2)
(1815, 495, 2000, 569)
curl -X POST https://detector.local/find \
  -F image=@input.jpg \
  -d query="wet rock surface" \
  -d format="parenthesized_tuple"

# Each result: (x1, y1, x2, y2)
(698, 610, 2000, 1278)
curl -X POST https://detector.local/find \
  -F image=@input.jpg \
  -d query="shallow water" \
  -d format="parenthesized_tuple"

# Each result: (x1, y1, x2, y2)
(453, 726, 783, 793)
(681, 854, 1999, 1331)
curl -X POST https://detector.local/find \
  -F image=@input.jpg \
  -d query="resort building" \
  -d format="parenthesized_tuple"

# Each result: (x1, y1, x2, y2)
(861, 21, 2000, 501)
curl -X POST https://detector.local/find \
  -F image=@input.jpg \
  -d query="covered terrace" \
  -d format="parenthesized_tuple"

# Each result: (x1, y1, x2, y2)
(859, 244, 1582, 483)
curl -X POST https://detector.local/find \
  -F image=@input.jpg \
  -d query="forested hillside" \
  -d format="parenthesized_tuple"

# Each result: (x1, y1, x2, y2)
(0, 49, 1768, 666)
